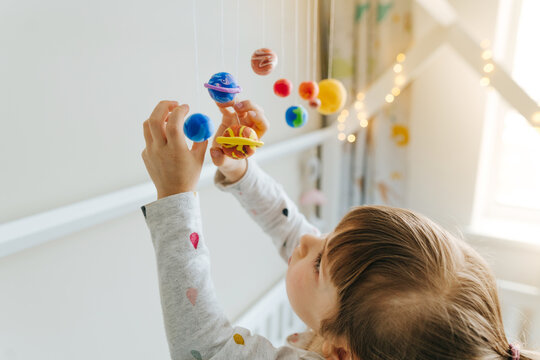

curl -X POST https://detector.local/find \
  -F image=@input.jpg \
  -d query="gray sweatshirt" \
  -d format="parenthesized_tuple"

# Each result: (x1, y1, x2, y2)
(141, 160, 325, 360)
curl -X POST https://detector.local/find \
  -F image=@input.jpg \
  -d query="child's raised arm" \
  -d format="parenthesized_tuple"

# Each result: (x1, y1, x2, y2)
(210, 100, 321, 263)
(140, 101, 320, 359)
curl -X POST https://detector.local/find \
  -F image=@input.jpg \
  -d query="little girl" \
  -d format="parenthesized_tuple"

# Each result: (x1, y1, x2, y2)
(141, 100, 539, 360)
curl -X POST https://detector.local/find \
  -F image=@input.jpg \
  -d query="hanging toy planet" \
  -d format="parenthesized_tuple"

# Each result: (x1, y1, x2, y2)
(317, 79, 347, 115)
(309, 98, 321, 109)
(298, 81, 319, 100)
(285, 105, 308, 128)
(216, 124, 264, 159)
(251, 48, 278, 76)
(274, 79, 292, 97)
(183, 113, 214, 142)
(204, 72, 242, 105)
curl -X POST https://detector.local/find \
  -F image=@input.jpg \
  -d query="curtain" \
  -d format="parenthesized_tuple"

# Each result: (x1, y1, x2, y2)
(322, 0, 413, 216)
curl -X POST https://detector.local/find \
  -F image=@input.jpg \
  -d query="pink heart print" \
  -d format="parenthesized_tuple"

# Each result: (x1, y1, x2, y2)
(190, 232, 199, 249)
(186, 288, 198, 305)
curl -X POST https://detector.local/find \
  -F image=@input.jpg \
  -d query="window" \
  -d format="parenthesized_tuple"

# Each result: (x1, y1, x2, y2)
(473, 0, 540, 240)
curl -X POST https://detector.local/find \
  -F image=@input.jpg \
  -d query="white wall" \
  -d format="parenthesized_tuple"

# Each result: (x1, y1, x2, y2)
(0, 0, 320, 359)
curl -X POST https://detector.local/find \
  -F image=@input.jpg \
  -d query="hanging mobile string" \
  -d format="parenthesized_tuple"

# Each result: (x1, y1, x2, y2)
(307, 0, 311, 81)
(280, 0, 285, 77)
(235, 0, 241, 126)
(262, 0, 266, 46)
(313, 0, 319, 80)
(192, 0, 201, 110)
(328, 0, 335, 79)
(235, 0, 240, 81)
(221, 0, 225, 70)
(295, 0, 299, 102)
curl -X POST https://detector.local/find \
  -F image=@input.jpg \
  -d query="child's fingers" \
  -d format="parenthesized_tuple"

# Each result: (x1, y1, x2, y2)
(143, 120, 153, 147)
(233, 100, 268, 138)
(212, 108, 237, 149)
(148, 100, 178, 146)
(166, 104, 190, 151)
(217, 106, 238, 125)
(210, 147, 225, 167)
(191, 139, 208, 164)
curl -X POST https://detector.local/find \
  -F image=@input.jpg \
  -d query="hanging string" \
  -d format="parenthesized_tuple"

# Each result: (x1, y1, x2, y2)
(192, 0, 201, 110)
(313, 0, 318, 80)
(235, 0, 241, 126)
(328, 0, 335, 79)
(262, 0, 266, 46)
(295, 0, 299, 101)
(236, 0, 240, 80)
(307, 0, 311, 80)
(280, 0, 285, 77)
(221, 0, 225, 70)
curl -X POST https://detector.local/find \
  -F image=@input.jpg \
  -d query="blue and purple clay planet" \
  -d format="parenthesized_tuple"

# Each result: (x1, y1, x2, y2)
(184, 72, 241, 143)
(204, 72, 242, 105)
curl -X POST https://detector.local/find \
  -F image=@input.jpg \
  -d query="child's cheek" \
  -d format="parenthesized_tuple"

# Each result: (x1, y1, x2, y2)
(286, 263, 310, 308)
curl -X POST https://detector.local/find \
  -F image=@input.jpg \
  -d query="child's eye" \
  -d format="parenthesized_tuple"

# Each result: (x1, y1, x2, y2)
(313, 252, 322, 273)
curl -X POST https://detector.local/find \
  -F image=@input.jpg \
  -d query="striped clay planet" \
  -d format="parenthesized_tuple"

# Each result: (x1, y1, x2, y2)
(216, 124, 264, 159)
(251, 48, 278, 76)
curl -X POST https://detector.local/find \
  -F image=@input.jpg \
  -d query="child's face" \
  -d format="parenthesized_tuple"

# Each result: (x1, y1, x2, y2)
(286, 233, 338, 332)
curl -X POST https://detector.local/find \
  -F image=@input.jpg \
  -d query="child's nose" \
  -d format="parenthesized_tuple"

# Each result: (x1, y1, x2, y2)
(298, 234, 317, 257)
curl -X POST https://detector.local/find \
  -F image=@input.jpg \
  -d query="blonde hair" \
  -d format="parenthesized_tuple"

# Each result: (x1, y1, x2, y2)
(307, 205, 540, 360)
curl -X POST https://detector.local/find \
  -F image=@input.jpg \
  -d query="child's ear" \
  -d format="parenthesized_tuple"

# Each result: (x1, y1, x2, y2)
(321, 338, 354, 360)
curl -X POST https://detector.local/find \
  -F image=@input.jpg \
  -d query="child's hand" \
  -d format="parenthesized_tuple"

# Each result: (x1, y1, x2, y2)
(210, 100, 269, 183)
(142, 101, 208, 199)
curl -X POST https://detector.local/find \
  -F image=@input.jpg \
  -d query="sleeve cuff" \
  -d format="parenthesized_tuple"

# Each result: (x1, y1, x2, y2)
(214, 159, 259, 192)
(140, 192, 199, 223)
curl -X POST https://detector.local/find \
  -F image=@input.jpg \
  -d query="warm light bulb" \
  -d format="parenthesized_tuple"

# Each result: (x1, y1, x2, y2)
(483, 63, 494, 73)
(337, 123, 345, 131)
(356, 92, 365, 101)
(354, 101, 364, 110)
(341, 109, 349, 117)
(338, 133, 346, 141)
(391, 87, 401, 96)
(532, 111, 540, 125)
(480, 77, 490, 86)
(393, 64, 403, 73)
(394, 75, 406, 86)
(481, 50, 492, 60)
(347, 134, 356, 143)
(360, 119, 369, 128)
(338, 116, 345, 123)
(396, 53, 406, 63)
(385, 94, 395, 103)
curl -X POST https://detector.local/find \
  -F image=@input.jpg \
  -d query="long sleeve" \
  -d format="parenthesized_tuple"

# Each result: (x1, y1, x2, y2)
(214, 159, 321, 263)
(141, 192, 323, 360)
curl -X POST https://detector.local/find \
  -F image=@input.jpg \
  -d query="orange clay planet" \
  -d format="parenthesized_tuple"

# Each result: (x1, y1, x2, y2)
(251, 48, 278, 76)
(298, 81, 319, 100)
(317, 79, 347, 115)
(216, 124, 264, 159)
